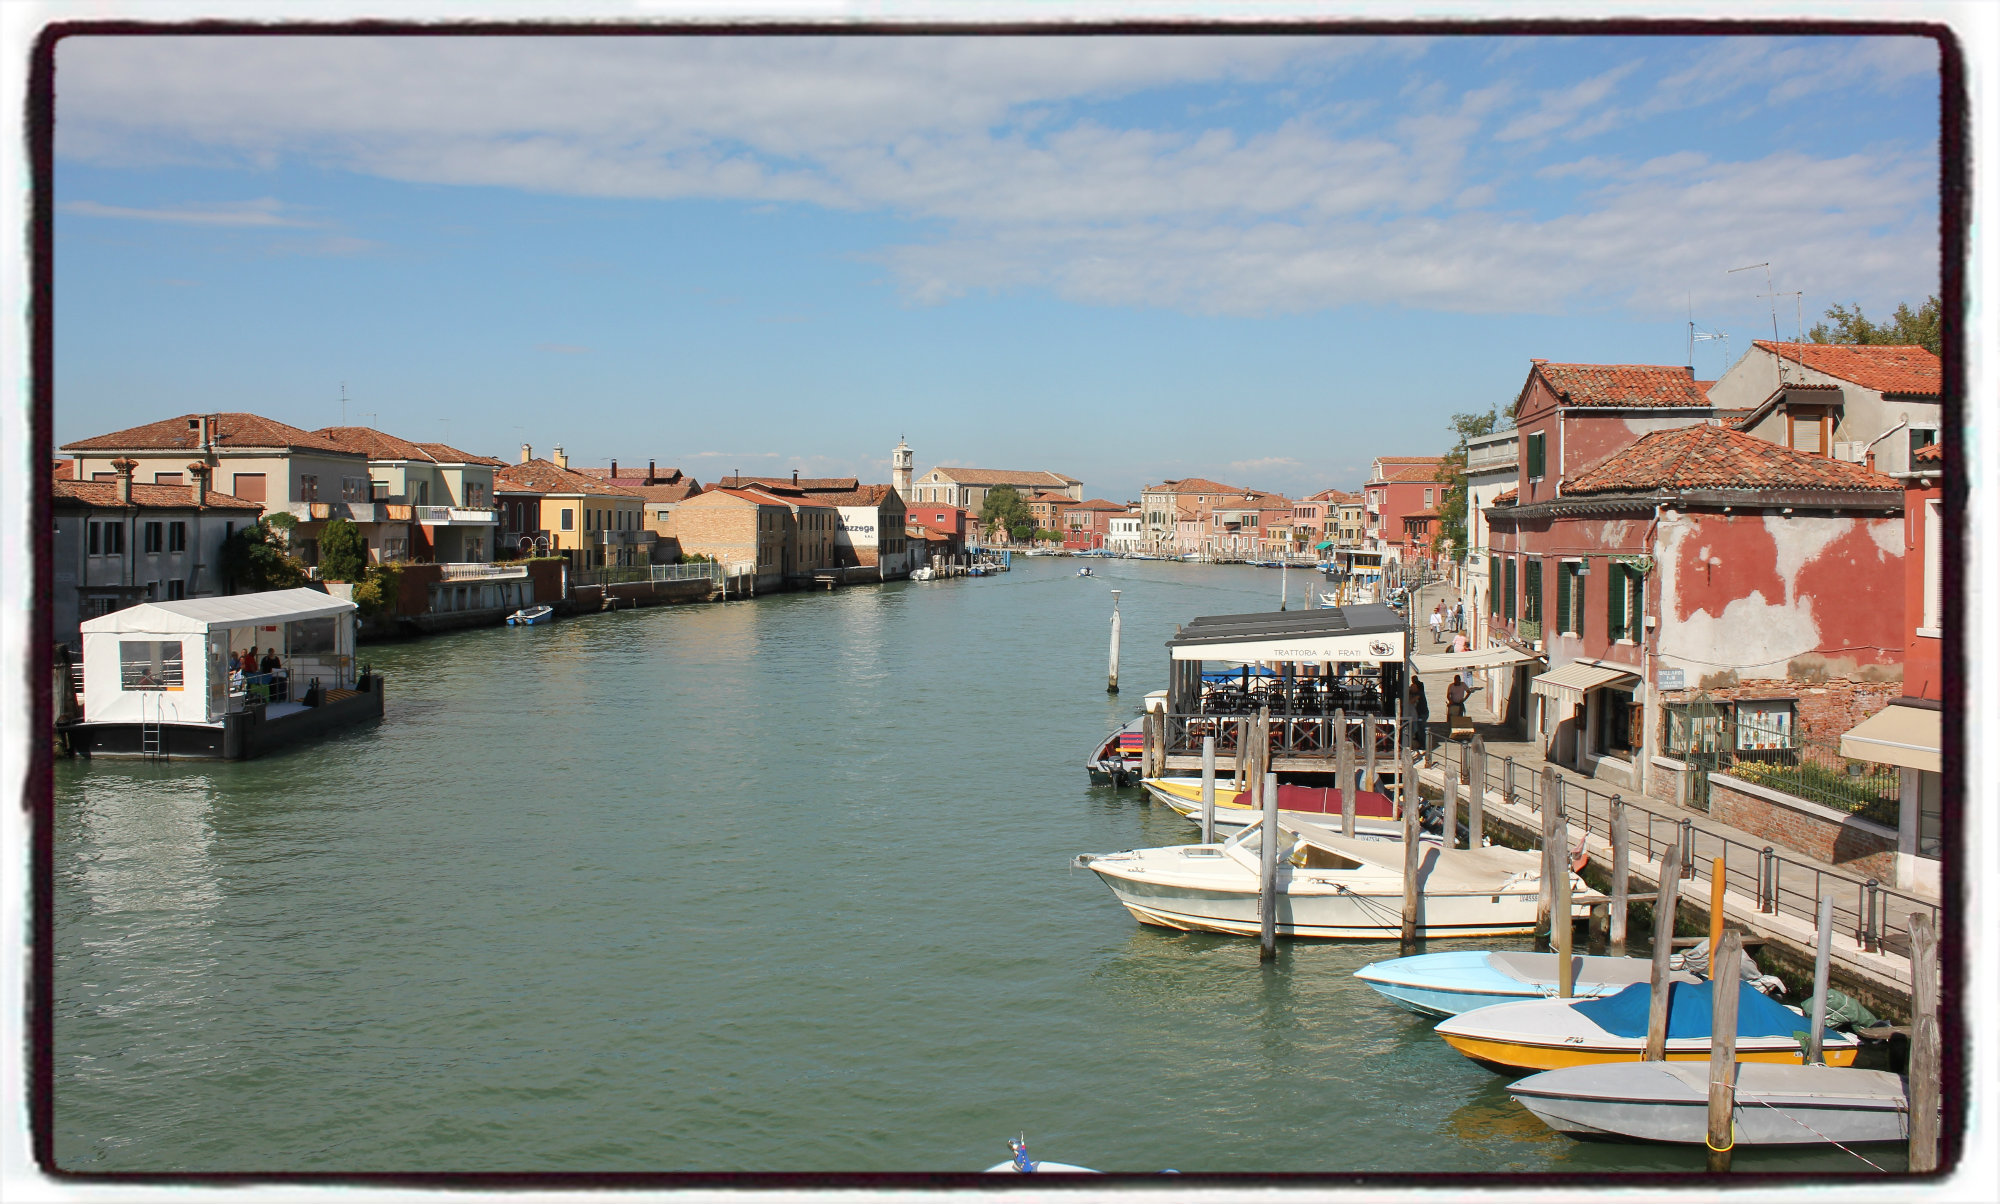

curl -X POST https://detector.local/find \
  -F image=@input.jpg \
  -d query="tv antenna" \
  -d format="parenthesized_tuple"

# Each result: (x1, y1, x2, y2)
(339, 381, 348, 426)
(1685, 294, 1730, 374)
(1729, 262, 1792, 383)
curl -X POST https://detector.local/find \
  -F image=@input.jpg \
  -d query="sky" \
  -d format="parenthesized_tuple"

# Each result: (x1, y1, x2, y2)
(50, 28, 1944, 502)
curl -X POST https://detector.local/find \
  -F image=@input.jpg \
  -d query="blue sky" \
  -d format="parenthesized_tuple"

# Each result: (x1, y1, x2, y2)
(53, 31, 1941, 501)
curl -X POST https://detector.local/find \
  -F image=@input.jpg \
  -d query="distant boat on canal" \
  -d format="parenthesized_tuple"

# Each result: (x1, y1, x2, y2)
(506, 604, 555, 626)
(1074, 817, 1598, 940)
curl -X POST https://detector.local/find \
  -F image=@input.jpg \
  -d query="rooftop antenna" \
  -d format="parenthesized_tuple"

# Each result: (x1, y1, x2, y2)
(1729, 262, 1787, 384)
(339, 381, 348, 426)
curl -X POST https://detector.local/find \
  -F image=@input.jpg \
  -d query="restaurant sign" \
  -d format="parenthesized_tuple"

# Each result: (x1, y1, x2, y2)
(1172, 629, 1407, 664)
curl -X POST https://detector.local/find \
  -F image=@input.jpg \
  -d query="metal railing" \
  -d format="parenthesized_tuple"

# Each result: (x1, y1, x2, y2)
(1165, 712, 1407, 762)
(1441, 741, 1938, 961)
(437, 562, 528, 581)
(1667, 710, 1899, 826)
(571, 562, 723, 589)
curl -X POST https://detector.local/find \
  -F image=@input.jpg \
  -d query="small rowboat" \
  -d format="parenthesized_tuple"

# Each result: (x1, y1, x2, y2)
(1354, 950, 1698, 1018)
(506, 605, 554, 626)
(1138, 777, 1400, 838)
(1432, 980, 1859, 1074)
(1086, 717, 1146, 787)
(1508, 1061, 1908, 1146)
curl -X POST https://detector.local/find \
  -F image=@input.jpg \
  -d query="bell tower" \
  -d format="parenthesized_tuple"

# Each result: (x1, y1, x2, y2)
(892, 435, 913, 500)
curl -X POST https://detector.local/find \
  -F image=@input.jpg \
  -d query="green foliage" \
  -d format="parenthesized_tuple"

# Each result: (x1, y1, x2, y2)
(350, 563, 403, 619)
(1725, 758, 1899, 827)
(264, 511, 298, 531)
(679, 552, 715, 564)
(1033, 528, 1064, 544)
(1808, 295, 1941, 356)
(220, 520, 308, 593)
(979, 487, 1036, 543)
(1434, 406, 1504, 564)
(316, 519, 368, 582)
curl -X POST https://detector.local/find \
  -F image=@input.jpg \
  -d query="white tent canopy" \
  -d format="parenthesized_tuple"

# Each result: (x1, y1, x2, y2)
(1412, 646, 1540, 675)
(79, 588, 356, 635)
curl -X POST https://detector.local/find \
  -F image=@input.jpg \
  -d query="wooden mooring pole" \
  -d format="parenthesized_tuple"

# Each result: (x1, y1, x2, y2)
(1467, 735, 1486, 846)
(1705, 929, 1744, 1174)
(1106, 590, 1122, 694)
(1707, 856, 1726, 971)
(1335, 708, 1355, 838)
(1399, 740, 1421, 952)
(1643, 867, 1682, 1061)
(1908, 912, 1940, 1173)
(1259, 769, 1280, 962)
(1233, 717, 1248, 790)
(1536, 767, 1559, 949)
(1441, 756, 1459, 850)
(1608, 794, 1630, 956)
(1807, 895, 1834, 1065)
(1200, 735, 1217, 845)
(1554, 810, 1574, 997)
(1363, 713, 1378, 794)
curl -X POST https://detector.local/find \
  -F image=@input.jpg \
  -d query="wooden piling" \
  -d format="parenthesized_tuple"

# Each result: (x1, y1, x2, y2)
(1908, 912, 1940, 1173)
(1107, 590, 1122, 694)
(1705, 929, 1744, 1173)
(1335, 708, 1355, 838)
(1441, 762, 1459, 851)
(1139, 710, 1157, 780)
(1200, 734, 1217, 845)
(1399, 741, 1421, 952)
(1536, 767, 1558, 948)
(1467, 735, 1486, 846)
(1608, 794, 1630, 956)
(1555, 812, 1574, 997)
(1363, 713, 1378, 793)
(1806, 894, 1833, 1065)
(1707, 856, 1726, 971)
(1233, 717, 1248, 789)
(1643, 867, 1682, 1062)
(1259, 769, 1280, 962)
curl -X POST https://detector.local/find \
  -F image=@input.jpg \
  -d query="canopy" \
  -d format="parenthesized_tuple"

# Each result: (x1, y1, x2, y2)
(1531, 660, 1639, 706)
(1839, 703, 1941, 773)
(1168, 606, 1407, 664)
(1412, 646, 1541, 675)
(1314, 540, 1335, 550)
(79, 587, 356, 635)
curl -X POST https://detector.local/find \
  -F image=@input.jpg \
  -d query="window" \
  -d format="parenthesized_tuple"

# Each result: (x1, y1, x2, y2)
(1599, 689, 1639, 755)
(1523, 559, 1542, 624)
(1556, 561, 1583, 637)
(1424, 488, 1434, 505)
(561, 508, 574, 531)
(1734, 700, 1796, 751)
(372, 481, 390, 499)
(90, 522, 126, 556)
(154, 472, 184, 486)
(168, 521, 187, 552)
(1526, 432, 1546, 479)
(417, 481, 430, 506)
(1504, 557, 1517, 623)
(1910, 427, 1938, 464)
(88, 522, 100, 555)
(344, 476, 369, 502)
(1921, 499, 1941, 634)
(232, 473, 266, 502)
(119, 640, 184, 691)
(166, 580, 186, 600)
(1607, 561, 1644, 642)
(657, 509, 670, 522)
(298, 474, 319, 502)
(1790, 411, 1825, 455)
(144, 522, 163, 553)
(1663, 704, 1727, 757)
(1489, 556, 1501, 615)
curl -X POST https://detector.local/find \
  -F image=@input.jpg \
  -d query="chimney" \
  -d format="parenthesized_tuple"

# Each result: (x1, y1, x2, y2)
(554, 444, 568, 470)
(188, 462, 208, 507)
(1865, 450, 1876, 473)
(648, 459, 656, 484)
(792, 468, 800, 486)
(520, 442, 533, 463)
(610, 458, 619, 481)
(112, 457, 136, 504)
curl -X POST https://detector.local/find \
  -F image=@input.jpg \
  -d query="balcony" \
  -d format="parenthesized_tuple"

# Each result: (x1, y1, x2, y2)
(438, 561, 528, 581)
(413, 505, 500, 526)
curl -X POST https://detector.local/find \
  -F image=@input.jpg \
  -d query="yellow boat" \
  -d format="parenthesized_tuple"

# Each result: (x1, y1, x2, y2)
(1433, 980, 1858, 1074)
(1139, 777, 1401, 837)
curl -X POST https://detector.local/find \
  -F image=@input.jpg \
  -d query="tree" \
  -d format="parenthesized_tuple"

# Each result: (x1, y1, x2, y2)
(1435, 406, 1505, 565)
(220, 519, 308, 593)
(350, 562, 404, 620)
(1807, 295, 1941, 356)
(317, 518, 368, 582)
(980, 487, 1033, 544)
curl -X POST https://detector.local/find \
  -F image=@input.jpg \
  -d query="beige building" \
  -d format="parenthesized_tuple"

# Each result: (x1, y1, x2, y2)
(908, 466, 1082, 511)
(662, 486, 796, 592)
(315, 426, 504, 562)
(1704, 341, 1942, 477)
(495, 447, 650, 568)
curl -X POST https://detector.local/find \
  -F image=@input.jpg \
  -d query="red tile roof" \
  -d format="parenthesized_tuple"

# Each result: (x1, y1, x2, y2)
(815, 484, 904, 507)
(717, 474, 860, 492)
(1754, 341, 1941, 396)
(53, 479, 263, 511)
(52, 458, 73, 480)
(577, 464, 687, 484)
(1913, 442, 1943, 465)
(63, 412, 366, 456)
(925, 467, 1078, 488)
(1562, 423, 1898, 496)
(495, 459, 639, 497)
(415, 442, 507, 466)
(1145, 477, 1245, 495)
(1069, 497, 1127, 512)
(1492, 487, 1519, 505)
(625, 481, 704, 504)
(1532, 363, 1710, 409)
(1385, 463, 1447, 483)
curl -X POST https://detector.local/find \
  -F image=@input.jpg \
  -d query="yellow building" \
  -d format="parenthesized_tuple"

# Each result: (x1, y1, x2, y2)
(495, 449, 650, 567)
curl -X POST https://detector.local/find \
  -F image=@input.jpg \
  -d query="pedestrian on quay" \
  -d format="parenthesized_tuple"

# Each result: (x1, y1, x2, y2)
(1413, 677, 1430, 730)
(1454, 599, 1465, 632)
(1429, 603, 1444, 644)
(1451, 629, 1470, 654)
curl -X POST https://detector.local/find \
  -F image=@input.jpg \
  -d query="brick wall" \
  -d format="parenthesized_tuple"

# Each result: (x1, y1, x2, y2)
(1708, 773, 1898, 881)
(1659, 676, 1901, 745)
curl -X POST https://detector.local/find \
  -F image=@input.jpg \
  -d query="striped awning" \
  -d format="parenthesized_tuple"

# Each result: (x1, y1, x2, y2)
(1530, 660, 1639, 706)
(1839, 704, 1940, 773)
(1412, 646, 1541, 675)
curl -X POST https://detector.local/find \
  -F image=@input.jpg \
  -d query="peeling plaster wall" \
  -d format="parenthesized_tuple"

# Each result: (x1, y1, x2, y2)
(1656, 509, 1903, 683)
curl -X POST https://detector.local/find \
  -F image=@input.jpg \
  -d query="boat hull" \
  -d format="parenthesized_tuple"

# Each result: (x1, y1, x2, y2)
(1354, 950, 1685, 1019)
(1089, 869, 1554, 941)
(1437, 1031, 1857, 1074)
(1509, 1062, 1907, 1145)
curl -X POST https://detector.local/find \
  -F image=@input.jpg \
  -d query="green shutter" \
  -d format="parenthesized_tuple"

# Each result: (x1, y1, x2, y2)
(1489, 556, 1501, 615)
(1607, 562, 1627, 641)
(1524, 560, 1541, 621)
(1572, 562, 1585, 639)
(1555, 563, 1571, 635)
(1504, 557, 1516, 622)
(1527, 433, 1545, 478)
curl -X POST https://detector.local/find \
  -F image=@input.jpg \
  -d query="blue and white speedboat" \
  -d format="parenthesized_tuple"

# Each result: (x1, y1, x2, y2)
(1353, 949, 1694, 1018)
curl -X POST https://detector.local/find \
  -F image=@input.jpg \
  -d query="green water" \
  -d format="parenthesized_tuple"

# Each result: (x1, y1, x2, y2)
(50, 558, 1902, 1177)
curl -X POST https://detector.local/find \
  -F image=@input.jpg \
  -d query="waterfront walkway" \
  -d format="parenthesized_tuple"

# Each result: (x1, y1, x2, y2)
(1396, 575, 1935, 1014)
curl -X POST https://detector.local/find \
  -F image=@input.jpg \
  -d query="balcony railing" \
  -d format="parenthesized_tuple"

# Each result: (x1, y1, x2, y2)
(437, 562, 528, 581)
(1516, 616, 1542, 642)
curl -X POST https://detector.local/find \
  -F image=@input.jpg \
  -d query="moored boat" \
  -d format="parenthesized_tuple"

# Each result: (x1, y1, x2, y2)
(1138, 777, 1401, 838)
(1353, 950, 1698, 1018)
(1432, 979, 1859, 1074)
(1075, 817, 1598, 941)
(1086, 716, 1146, 787)
(506, 604, 555, 626)
(1507, 1061, 1908, 1146)
(984, 1136, 1102, 1174)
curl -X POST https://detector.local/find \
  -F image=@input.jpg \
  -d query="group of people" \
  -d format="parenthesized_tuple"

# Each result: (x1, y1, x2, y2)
(233, 645, 283, 677)
(1427, 599, 1467, 646)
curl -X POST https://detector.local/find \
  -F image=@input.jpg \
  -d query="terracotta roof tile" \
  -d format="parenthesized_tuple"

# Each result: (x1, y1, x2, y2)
(717, 474, 860, 492)
(625, 481, 705, 503)
(52, 458, 73, 479)
(1068, 497, 1127, 511)
(53, 479, 263, 511)
(1912, 442, 1943, 465)
(1754, 341, 1941, 396)
(415, 441, 508, 466)
(64, 412, 366, 456)
(1492, 487, 1519, 504)
(1533, 363, 1710, 409)
(814, 484, 903, 507)
(924, 467, 1078, 488)
(1386, 463, 1447, 483)
(495, 459, 640, 497)
(1562, 423, 1898, 496)
(1144, 477, 1245, 495)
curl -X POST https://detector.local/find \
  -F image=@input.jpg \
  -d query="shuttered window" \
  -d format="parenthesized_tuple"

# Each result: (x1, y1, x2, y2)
(1523, 559, 1541, 622)
(1556, 561, 1584, 637)
(1489, 556, 1501, 616)
(1526, 432, 1546, 479)
(1923, 499, 1942, 632)
(1504, 557, 1517, 622)
(1555, 562, 1571, 635)
(1607, 562, 1628, 641)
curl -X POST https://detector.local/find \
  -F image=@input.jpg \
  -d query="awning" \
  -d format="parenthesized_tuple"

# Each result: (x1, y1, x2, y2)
(1412, 646, 1541, 675)
(1839, 703, 1940, 773)
(1531, 660, 1640, 706)
(1314, 540, 1334, 550)
(79, 587, 356, 635)
(1168, 606, 1408, 664)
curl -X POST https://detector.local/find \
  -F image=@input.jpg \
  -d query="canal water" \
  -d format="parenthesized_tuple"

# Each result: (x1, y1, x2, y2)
(51, 558, 1902, 1176)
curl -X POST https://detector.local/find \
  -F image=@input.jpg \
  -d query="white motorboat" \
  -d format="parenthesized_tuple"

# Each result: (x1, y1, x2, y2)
(1354, 950, 1698, 1018)
(1074, 817, 1598, 940)
(984, 1136, 1102, 1174)
(1508, 1061, 1908, 1146)
(1139, 777, 1402, 839)
(911, 565, 936, 581)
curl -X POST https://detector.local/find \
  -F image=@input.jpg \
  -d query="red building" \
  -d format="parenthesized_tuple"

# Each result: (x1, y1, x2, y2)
(1061, 498, 1126, 550)
(1361, 456, 1445, 566)
(906, 504, 967, 558)
(1511, 361, 1714, 509)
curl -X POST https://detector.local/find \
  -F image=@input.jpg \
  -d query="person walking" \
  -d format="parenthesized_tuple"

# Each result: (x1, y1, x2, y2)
(1429, 603, 1444, 645)
(1454, 599, 1465, 633)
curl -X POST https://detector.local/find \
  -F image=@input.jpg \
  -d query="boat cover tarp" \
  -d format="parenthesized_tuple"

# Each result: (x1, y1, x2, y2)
(1228, 784, 1396, 818)
(1487, 952, 1668, 989)
(1571, 981, 1837, 1044)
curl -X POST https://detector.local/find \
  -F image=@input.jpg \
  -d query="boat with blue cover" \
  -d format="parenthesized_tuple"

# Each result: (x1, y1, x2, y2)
(1433, 979, 1858, 1073)
(1354, 949, 1697, 1018)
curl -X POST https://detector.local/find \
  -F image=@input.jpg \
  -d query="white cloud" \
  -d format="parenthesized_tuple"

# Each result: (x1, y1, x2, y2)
(58, 197, 317, 226)
(1494, 60, 1643, 143)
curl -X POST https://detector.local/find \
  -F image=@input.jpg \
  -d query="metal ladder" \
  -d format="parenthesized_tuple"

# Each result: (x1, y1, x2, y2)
(139, 692, 164, 760)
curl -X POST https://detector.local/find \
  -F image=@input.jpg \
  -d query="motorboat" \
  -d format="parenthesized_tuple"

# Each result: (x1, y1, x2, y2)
(1508, 1061, 1908, 1146)
(1077, 566, 1095, 577)
(1074, 816, 1599, 941)
(506, 604, 554, 626)
(911, 565, 936, 581)
(984, 1136, 1102, 1174)
(1353, 950, 1699, 1018)
(1086, 716, 1146, 787)
(1138, 777, 1401, 839)
(1432, 980, 1859, 1074)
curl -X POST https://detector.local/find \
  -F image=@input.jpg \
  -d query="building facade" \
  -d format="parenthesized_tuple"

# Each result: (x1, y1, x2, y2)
(315, 426, 502, 563)
(495, 451, 650, 568)
(1704, 341, 1941, 477)
(908, 467, 1082, 510)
